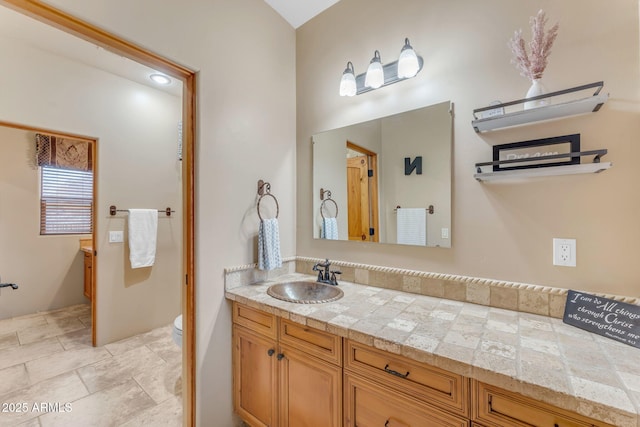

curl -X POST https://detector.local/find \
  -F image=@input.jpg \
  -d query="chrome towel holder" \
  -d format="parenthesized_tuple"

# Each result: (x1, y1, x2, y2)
(257, 180, 279, 220)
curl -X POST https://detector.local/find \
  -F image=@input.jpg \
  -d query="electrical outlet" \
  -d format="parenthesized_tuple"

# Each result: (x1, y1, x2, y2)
(553, 238, 576, 267)
(441, 228, 449, 239)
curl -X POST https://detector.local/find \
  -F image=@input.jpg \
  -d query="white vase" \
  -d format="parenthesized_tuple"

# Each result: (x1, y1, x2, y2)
(524, 78, 549, 110)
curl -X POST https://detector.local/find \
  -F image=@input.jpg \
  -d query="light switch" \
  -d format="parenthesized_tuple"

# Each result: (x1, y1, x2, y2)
(441, 228, 449, 239)
(109, 230, 124, 243)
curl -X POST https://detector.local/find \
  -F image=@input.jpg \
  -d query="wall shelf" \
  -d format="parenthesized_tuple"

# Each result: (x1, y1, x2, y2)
(474, 149, 611, 182)
(472, 81, 608, 133)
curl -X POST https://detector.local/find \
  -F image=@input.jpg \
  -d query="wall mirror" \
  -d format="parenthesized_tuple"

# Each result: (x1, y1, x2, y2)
(312, 101, 453, 248)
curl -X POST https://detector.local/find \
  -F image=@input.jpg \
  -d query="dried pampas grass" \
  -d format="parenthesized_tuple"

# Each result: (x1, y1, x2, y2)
(508, 10, 559, 81)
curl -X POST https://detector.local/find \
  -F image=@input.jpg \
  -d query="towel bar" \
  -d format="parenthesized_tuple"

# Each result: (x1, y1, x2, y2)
(109, 205, 175, 216)
(394, 205, 434, 215)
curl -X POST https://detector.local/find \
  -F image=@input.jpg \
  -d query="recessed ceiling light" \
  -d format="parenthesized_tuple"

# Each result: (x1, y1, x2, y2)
(150, 73, 171, 85)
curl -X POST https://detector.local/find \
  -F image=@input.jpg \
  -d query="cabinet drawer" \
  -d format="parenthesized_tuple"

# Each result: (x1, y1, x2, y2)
(279, 318, 342, 365)
(232, 303, 277, 340)
(471, 380, 616, 427)
(344, 340, 469, 417)
(344, 373, 469, 427)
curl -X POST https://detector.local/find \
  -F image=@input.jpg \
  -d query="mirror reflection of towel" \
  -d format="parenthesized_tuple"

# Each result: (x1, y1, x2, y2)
(396, 208, 426, 246)
(258, 218, 282, 271)
(128, 209, 158, 268)
(321, 217, 339, 240)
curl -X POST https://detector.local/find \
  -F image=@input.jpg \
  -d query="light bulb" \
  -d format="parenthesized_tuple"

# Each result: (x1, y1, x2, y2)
(364, 50, 384, 89)
(339, 62, 357, 97)
(397, 38, 419, 78)
(150, 73, 171, 85)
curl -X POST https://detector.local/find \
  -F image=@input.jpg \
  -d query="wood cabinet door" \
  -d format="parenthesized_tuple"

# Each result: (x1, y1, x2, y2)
(279, 344, 342, 427)
(233, 325, 279, 427)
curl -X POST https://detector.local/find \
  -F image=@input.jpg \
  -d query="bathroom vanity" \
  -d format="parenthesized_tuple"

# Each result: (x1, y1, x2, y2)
(227, 271, 637, 427)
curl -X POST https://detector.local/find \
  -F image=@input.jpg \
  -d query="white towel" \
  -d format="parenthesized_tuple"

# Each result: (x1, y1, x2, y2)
(321, 217, 339, 240)
(258, 218, 282, 271)
(128, 209, 158, 269)
(396, 208, 427, 246)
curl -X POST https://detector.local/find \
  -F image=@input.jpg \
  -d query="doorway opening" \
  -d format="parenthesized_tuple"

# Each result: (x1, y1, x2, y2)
(0, 1, 197, 425)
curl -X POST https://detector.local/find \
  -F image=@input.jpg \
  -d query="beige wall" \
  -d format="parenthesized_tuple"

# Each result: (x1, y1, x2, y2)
(0, 126, 88, 319)
(38, 0, 297, 424)
(297, 0, 640, 298)
(0, 34, 182, 342)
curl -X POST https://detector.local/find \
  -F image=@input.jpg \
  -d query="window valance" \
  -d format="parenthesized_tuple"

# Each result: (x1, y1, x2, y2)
(36, 133, 93, 172)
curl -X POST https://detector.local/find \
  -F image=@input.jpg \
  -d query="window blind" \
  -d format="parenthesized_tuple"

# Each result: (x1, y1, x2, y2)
(40, 166, 93, 235)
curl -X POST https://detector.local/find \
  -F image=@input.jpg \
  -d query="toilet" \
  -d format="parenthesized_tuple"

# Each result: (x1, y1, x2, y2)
(172, 315, 183, 347)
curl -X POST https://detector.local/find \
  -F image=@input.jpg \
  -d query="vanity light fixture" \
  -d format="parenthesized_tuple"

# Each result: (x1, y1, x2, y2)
(339, 38, 424, 96)
(149, 73, 171, 85)
(339, 61, 357, 97)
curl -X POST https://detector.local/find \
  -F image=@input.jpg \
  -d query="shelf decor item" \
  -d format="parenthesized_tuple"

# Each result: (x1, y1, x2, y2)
(508, 10, 559, 110)
(491, 134, 580, 172)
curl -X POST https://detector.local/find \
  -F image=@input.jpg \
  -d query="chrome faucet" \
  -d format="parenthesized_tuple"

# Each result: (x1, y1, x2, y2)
(312, 259, 341, 286)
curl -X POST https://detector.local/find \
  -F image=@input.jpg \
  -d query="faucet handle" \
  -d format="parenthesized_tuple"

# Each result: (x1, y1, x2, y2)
(329, 270, 341, 285)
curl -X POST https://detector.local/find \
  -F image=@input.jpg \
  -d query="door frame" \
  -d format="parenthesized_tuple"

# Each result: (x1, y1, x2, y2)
(0, 1, 197, 426)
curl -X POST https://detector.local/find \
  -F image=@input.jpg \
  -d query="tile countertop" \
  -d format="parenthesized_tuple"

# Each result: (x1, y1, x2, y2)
(225, 273, 640, 427)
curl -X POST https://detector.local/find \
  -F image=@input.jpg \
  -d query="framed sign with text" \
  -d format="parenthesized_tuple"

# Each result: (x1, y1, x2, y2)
(493, 134, 580, 172)
(563, 290, 640, 349)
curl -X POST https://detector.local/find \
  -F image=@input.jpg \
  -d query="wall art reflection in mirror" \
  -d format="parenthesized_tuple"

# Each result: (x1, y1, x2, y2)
(312, 101, 453, 248)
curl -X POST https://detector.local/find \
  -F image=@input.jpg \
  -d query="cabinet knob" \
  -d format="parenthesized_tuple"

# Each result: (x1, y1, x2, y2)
(267, 349, 275, 357)
(276, 353, 285, 361)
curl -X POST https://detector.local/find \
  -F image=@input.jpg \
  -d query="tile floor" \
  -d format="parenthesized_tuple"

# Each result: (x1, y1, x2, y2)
(0, 304, 182, 427)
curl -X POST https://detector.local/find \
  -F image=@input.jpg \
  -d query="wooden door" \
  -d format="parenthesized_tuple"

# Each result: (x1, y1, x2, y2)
(279, 344, 342, 427)
(233, 325, 279, 427)
(347, 155, 370, 241)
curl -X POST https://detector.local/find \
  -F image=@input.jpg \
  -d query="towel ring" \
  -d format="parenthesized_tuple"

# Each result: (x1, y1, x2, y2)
(320, 198, 338, 219)
(257, 180, 279, 220)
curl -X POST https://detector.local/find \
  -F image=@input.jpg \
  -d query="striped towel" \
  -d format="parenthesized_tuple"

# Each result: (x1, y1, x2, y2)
(258, 218, 282, 270)
(321, 217, 339, 240)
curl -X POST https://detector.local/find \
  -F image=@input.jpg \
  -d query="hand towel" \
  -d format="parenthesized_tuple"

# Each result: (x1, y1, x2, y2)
(258, 218, 282, 271)
(396, 208, 427, 246)
(128, 209, 158, 268)
(320, 217, 339, 240)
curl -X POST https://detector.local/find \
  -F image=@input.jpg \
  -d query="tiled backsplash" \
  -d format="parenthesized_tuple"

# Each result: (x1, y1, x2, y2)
(224, 256, 639, 319)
